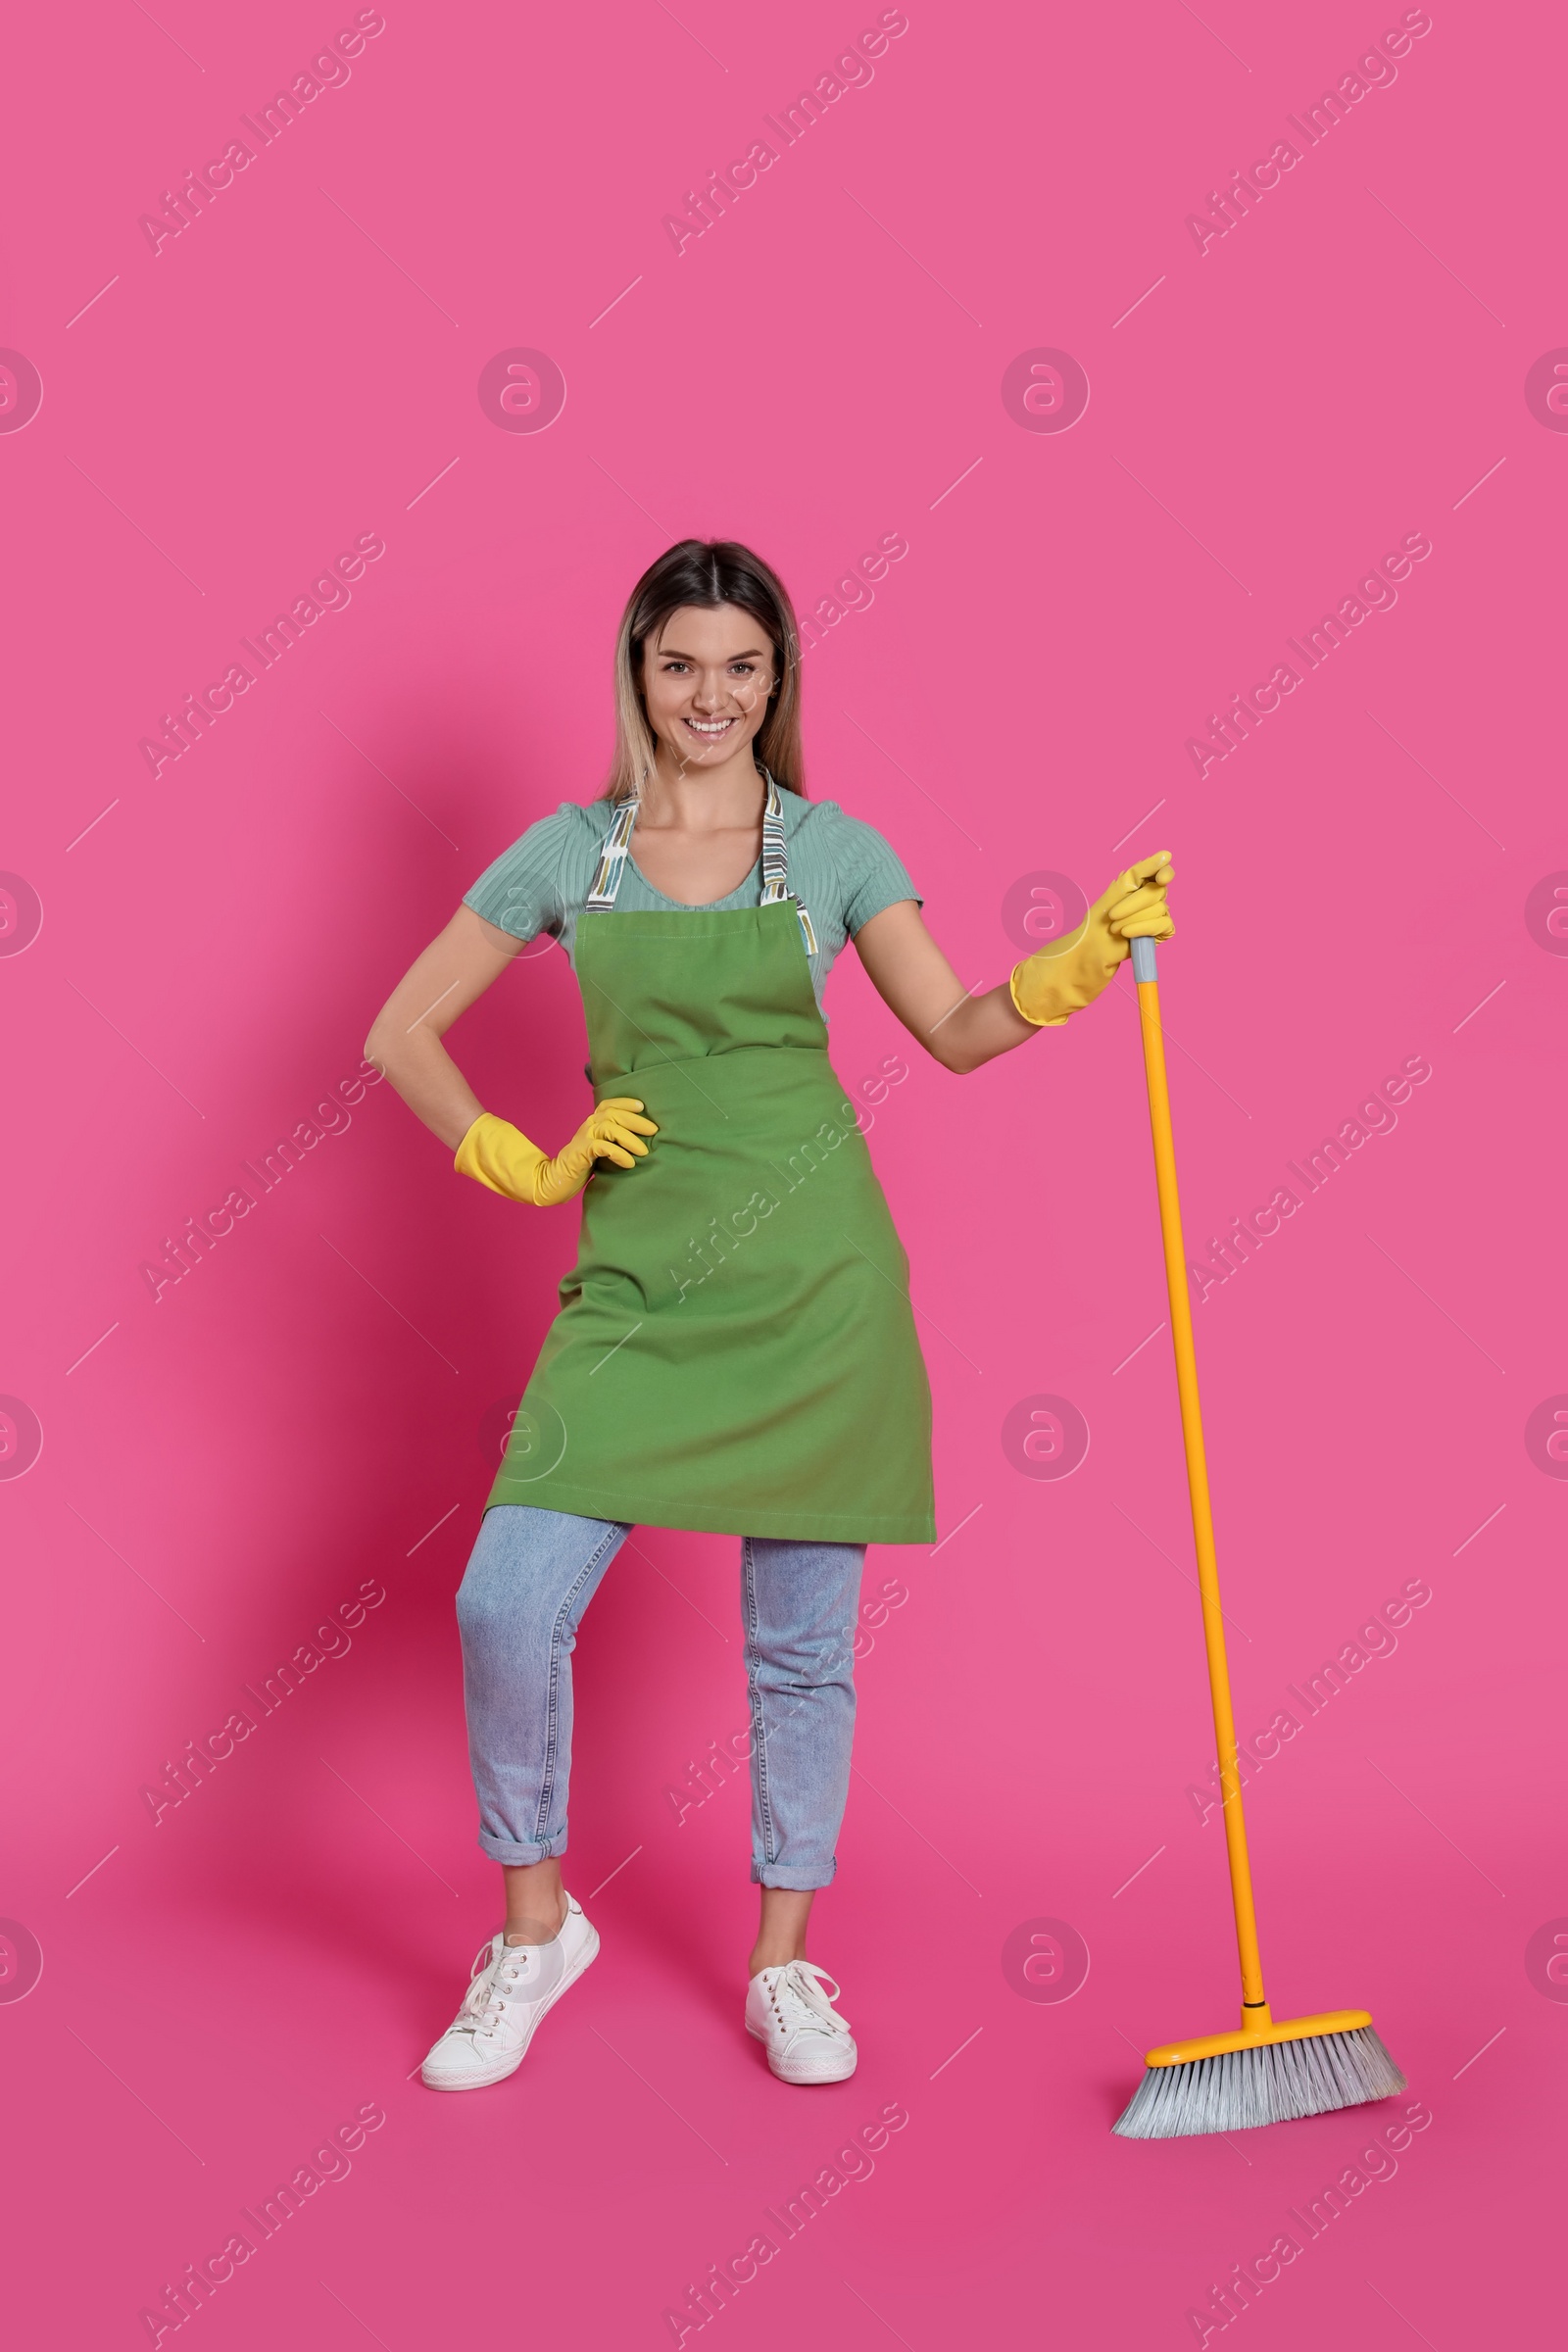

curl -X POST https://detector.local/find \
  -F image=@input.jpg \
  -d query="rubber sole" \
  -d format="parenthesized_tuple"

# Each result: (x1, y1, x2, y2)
(421, 1925, 601, 2091)
(746, 2018, 858, 2084)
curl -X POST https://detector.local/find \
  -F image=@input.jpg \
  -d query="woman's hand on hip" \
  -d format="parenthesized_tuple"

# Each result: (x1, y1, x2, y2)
(454, 1101, 658, 1204)
(1009, 851, 1175, 1027)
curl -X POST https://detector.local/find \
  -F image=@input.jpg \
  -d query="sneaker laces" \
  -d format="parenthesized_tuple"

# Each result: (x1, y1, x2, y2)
(454, 1937, 537, 2039)
(767, 1960, 852, 2040)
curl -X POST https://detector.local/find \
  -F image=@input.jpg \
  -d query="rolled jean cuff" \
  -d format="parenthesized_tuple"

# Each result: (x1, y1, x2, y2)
(752, 1860, 838, 1890)
(477, 1830, 564, 1867)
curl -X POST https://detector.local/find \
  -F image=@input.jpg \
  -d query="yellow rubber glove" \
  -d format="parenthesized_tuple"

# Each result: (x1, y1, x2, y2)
(454, 1102, 658, 1205)
(1009, 852, 1175, 1026)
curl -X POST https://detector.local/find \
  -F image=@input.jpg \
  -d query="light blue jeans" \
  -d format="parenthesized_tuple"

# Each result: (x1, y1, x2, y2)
(456, 1505, 866, 1890)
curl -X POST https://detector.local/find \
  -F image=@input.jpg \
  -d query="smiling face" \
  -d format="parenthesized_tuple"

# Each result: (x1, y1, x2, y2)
(640, 603, 778, 772)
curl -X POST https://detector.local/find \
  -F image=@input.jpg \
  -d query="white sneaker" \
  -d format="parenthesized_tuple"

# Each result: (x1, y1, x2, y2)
(746, 1959, 858, 2084)
(420, 1893, 599, 2091)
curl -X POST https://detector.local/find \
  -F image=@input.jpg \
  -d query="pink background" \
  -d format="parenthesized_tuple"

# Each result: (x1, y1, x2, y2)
(3, 1, 1563, 2343)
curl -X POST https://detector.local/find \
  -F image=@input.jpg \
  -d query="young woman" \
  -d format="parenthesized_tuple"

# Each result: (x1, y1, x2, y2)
(365, 540, 1173, 2093)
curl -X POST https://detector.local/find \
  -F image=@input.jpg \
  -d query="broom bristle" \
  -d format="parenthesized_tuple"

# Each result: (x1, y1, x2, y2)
(1112, 2026, 1406, 2139)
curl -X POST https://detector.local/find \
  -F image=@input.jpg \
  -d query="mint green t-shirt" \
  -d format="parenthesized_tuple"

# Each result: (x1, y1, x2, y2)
(463, 791, 920, 1017)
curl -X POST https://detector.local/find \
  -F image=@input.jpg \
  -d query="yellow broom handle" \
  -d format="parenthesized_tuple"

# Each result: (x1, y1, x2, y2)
(1129, 938, 1268, 2011)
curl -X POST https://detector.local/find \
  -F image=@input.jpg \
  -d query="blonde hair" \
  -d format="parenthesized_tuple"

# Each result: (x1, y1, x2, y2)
(602, 539, 806, 803)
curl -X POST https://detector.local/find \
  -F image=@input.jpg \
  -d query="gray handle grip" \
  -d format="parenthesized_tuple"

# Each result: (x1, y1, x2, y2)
(1130, 935, 1159, 983)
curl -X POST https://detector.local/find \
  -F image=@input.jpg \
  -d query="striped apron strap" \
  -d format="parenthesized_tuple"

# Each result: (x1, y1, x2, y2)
(585, 794, 639, 910)
(588, 775, 816, 957)
(759, 773, 818, 958)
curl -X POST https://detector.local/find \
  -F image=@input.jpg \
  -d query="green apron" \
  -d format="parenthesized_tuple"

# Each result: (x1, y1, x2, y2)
(483, 778, 936, 1544)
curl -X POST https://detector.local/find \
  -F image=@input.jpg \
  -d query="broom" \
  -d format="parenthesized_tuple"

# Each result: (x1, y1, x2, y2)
(1111, 933, 1405, 2139)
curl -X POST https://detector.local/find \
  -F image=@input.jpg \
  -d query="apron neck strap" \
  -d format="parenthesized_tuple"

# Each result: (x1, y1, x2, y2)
(584, 770, 816, 957)
(759, 774, 819, 957)
(584, 792, 638, 910)
(758, 771, 790, 906)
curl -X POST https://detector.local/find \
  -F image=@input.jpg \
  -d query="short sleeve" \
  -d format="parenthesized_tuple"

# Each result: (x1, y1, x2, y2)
(828, 809, 921, 936)
(462, 808, 580, 943)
